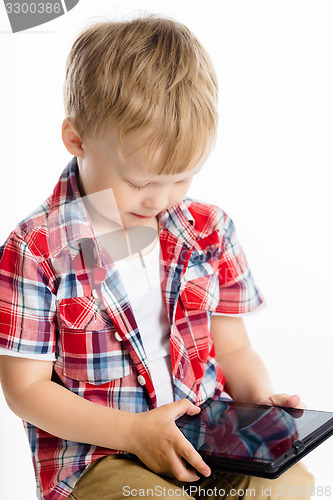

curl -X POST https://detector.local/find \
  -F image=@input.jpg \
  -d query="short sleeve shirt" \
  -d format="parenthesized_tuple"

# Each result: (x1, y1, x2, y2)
(0, 157, 264, 500)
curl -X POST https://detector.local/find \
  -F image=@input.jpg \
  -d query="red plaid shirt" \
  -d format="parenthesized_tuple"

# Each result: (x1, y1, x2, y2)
(0, 157, 264, 499)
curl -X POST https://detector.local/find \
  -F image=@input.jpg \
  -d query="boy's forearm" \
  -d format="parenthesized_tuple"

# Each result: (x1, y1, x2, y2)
(217, 346, 275, 403)
(6, 379, 136, 452)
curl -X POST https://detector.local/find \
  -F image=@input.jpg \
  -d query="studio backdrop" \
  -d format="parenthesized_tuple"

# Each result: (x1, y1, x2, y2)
(0, 1, 332, 499)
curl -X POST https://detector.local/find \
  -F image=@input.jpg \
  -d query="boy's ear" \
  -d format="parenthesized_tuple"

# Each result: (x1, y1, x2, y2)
(62, 118, 84, 158)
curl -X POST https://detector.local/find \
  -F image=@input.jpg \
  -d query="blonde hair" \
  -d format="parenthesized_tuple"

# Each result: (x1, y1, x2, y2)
(64, 15, 218, 174)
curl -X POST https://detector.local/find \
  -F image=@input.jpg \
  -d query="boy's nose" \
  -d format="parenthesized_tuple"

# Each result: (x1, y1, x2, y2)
(142, 191, 169, 212)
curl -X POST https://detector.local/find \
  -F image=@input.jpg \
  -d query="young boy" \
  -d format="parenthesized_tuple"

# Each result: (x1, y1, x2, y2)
(0, 15, 314, 500)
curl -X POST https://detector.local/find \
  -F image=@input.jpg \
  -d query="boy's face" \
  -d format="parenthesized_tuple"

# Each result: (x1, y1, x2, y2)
(75, 128, 207, 230)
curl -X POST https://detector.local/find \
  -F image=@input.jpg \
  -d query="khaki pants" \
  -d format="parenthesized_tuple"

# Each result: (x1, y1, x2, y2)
(66, 456, 315, 499)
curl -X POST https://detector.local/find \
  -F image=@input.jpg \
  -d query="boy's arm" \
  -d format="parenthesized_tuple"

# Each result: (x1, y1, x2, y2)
(0, 355, 210, 481)
(0, 355, 137, 451)
(210, 315, 304, 408)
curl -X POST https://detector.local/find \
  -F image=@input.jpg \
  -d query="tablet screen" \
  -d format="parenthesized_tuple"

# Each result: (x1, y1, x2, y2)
(176, 399, 333, 464)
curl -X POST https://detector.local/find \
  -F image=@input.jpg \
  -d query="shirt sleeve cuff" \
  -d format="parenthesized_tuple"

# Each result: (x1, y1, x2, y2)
(0, 347, 56, 362)
(211, 300, 267, 317)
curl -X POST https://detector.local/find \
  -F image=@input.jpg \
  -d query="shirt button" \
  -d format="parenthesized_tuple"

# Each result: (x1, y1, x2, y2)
(137, 375, 146, 386)
(114, 332, 122, 342)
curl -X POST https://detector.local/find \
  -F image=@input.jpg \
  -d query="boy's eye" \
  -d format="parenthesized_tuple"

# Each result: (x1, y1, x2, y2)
(127, 182, 145, 191)
(127, 178, 190, 190)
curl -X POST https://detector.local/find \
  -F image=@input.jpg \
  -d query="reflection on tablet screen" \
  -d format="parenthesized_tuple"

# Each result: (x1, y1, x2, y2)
(176, 399, 332, 463)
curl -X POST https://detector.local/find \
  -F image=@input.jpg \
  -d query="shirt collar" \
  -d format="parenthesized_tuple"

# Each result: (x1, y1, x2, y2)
(47, 157, 196, 260)
(158, 198, 195, 247)
(47, 157, 96, 260)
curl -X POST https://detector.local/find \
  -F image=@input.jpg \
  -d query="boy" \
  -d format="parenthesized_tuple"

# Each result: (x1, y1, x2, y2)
(0, 15, 314, 500)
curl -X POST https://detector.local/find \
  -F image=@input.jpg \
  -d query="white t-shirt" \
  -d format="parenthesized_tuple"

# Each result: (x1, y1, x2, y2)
(113, 240, 174, 407)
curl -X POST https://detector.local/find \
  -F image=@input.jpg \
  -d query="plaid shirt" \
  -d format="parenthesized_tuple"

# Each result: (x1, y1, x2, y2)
(0, 157, 264, 500)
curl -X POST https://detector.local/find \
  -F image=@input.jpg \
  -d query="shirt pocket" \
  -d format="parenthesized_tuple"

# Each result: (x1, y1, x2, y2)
(57, 296, 132, 385)
(180, 273, 220, 312)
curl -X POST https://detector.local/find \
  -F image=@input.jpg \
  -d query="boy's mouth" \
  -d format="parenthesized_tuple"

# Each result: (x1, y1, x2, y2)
(130, 212, 154, 219)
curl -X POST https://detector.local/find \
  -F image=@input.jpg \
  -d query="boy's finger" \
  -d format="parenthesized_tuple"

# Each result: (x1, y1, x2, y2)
(259, 393, 300, 407)
(169, 454, 201, 483)
(173, 398, 200, 419)
(176, 436, 211, 480)
(285, 394, 307, 409)
(284, 394, 301, 407)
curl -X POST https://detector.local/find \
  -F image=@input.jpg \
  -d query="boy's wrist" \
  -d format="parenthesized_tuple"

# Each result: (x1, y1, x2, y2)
(227, 386, 275, 405)
(120, 410, 139, 454)
(125, 410, 149, 456)
(246, 389, 276, 405)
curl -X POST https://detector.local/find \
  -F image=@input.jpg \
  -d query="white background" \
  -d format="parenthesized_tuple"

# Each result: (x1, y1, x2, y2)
(0, 1, 332, 499)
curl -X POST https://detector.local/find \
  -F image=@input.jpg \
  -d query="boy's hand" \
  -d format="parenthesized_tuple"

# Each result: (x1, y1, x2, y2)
(129, 399, 211, 482)
(257, 393, 306, 409)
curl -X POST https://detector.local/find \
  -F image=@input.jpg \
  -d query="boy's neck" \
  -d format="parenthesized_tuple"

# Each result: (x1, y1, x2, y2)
(123, 216, 159, 260)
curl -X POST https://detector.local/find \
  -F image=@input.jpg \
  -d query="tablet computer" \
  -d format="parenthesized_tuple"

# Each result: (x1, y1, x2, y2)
(175, 398, 333, 479)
